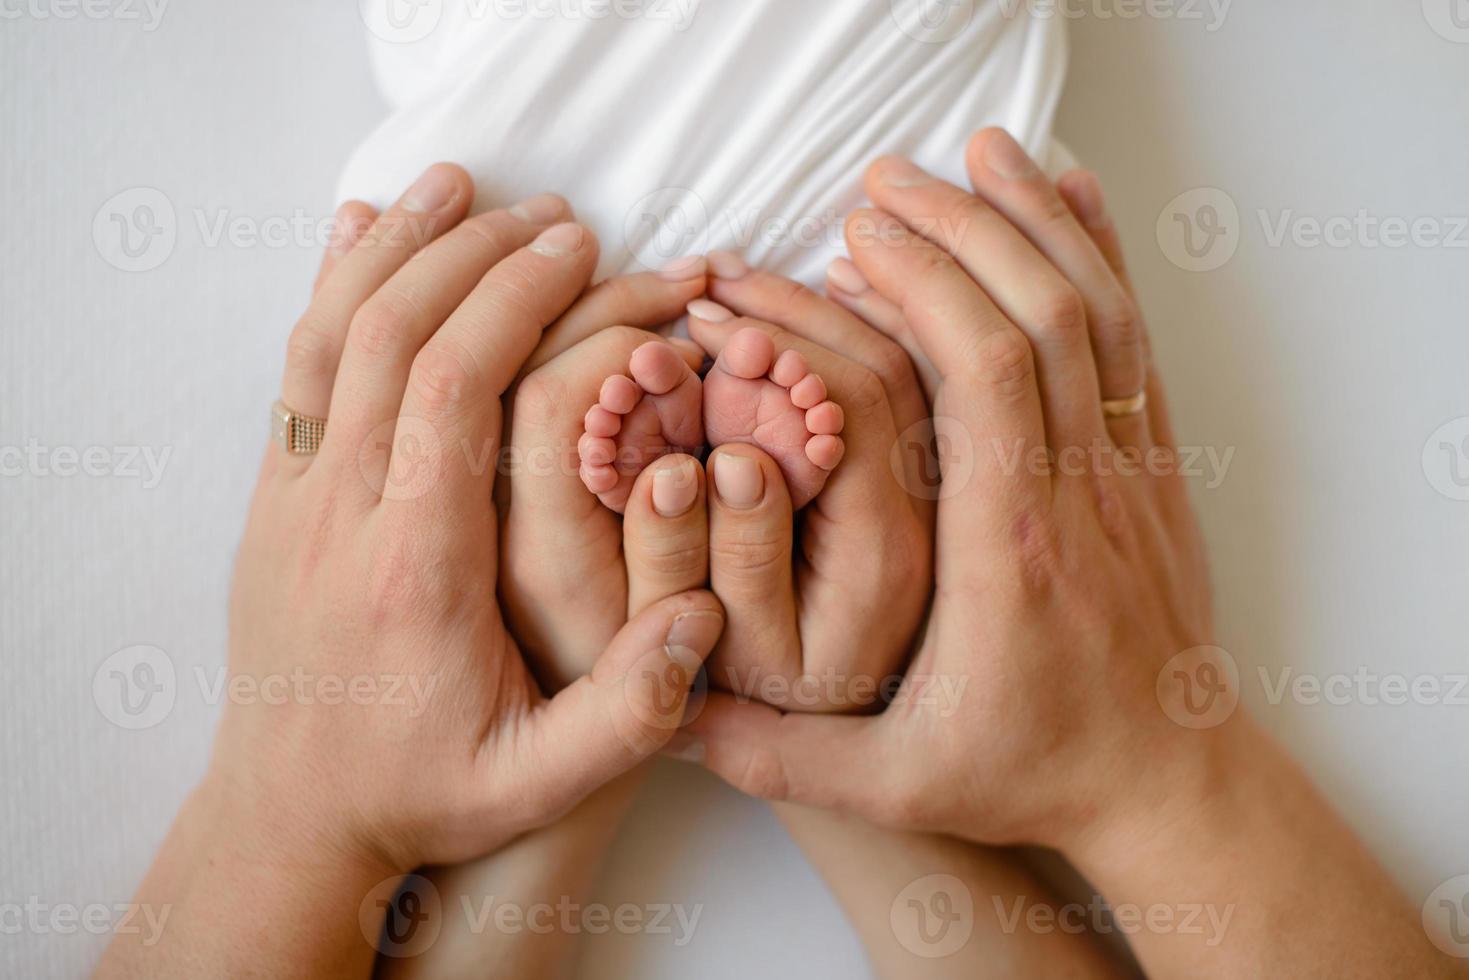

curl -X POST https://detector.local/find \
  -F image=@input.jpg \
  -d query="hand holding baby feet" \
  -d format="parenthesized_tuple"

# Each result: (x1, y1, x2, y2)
(579, 339, 705, 513)
(693, 304, 846, 509)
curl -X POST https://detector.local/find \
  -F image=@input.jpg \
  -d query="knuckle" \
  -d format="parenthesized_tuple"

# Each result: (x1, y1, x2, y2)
(710, 527, 789, 579)
(460, 211, 522, 255)
(599, 324, 652, 355)
(632, 530, 708, 579)
(285, 314, 338, 380)
(512, 370, 571, 430)
(866, 338, 918, 393)
(1092, 298, 1143, 351)
(410, 340, 478, 413)
(844, 366, 889, 418)
(1030, 285, 1087, 338)
(969, 327, 1037, 399)
(735, 745, 791, 802)
(350, 293, 419, 358)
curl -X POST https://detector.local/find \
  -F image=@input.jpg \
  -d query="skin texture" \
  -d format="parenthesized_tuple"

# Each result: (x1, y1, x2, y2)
(95, 169, 725, 980)
(681, 130, 1466, 978)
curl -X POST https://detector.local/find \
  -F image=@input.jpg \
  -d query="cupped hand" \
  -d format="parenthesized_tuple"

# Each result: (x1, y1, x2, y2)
(682, 264, 935, 714)
(219, 167, 724, 876)
(683, 131, 1224, 853)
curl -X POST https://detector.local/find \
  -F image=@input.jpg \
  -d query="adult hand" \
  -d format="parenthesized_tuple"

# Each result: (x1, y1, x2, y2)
(100, 169, 723, 980)
(683, 133, 1456, 979)
(685, 130, 1214, 847)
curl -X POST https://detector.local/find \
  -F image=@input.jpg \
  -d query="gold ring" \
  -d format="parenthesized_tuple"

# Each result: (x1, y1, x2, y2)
(1102, 390, 1148, 419)
(271, 400, 327, 455)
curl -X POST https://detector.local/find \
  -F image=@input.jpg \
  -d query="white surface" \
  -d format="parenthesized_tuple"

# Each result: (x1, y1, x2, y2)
(3, 3, 1467, 977)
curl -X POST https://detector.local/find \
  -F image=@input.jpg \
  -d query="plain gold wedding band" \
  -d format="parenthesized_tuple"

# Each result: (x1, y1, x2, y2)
(271, 400, 327, 455)
(1102, 390, 1149, 419)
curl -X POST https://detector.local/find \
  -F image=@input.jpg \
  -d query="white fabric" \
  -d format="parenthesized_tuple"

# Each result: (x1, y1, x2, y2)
(339, 0, 1071, 286)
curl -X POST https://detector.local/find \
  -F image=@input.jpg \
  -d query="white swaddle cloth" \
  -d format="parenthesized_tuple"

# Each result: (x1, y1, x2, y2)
(339, 0, 1071, 286)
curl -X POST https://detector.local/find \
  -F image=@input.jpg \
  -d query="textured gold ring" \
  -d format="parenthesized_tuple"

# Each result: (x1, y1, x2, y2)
(271, 400, 326, 455)
(1102, 390, 1149, 419)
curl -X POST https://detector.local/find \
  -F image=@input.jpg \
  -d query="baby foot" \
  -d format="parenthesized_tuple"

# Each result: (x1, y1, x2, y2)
(703, 327, 845, 509)
(579, 340, 704, 513)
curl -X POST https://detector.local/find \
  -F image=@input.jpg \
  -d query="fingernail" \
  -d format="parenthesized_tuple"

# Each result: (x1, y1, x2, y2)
(663, 733, 706, 764)
(879, 156, 934, 188)
(653, 458, 699, 517)
(826, 258, 870, 295)
(713, 454, 763, 509)
(509, 193, 566, 224)
(530, 222, 585, 258)
(659, 255, 707, 282)
(984, 130, 1041, 180)
(402, 165, 461, 213)
(687, 299, 734, 323)
(707, 250, 749, 280)
(1068, 171, 1110, 230)
(666, 610, 724, 671)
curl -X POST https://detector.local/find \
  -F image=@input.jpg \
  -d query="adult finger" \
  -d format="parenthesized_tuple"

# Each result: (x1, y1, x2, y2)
(844, 208, 1052, 530)
(311, 201, 378, 295)
(280, 163, 473, 435)
(675, 693, 904, 825)
(703, 444, 803, 702)
(385, 223, 599, 512)
(521, 258, 709, 377)
(864, 157, 1106, 452)
(1057, 169, 1178, 450)
(497, 592, 724, 828)
(623, 455, 709, 617)
(321, 196, 573, 474)
(825, 257, 942, 403)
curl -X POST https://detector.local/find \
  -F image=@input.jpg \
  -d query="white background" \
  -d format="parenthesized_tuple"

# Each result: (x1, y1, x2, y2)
(3, 2, 1467, 976)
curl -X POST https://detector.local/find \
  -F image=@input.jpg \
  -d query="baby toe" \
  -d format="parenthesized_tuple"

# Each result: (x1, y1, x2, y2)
(584, 405, 622, 438)
(578, 432, 617, 467)
(580, 462, 619, 495)
(718, 327, 776, 380)
(770, 349, 807, 388)
(805, 434, 845, 472)
(600, 375, 642, 414)
(789, 373, 827, 410)
(805, 401, 844, 436)
(629, 341, 690, 396)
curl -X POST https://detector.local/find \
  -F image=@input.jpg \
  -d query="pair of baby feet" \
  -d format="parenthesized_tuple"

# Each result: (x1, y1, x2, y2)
(577, 315, 846, 513)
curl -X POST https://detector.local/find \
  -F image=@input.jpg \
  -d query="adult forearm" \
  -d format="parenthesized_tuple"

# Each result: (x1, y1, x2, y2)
(775, 804, 1126, 978)
(1068, 719, 1460, 978)
(96, 774, 397, 979)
